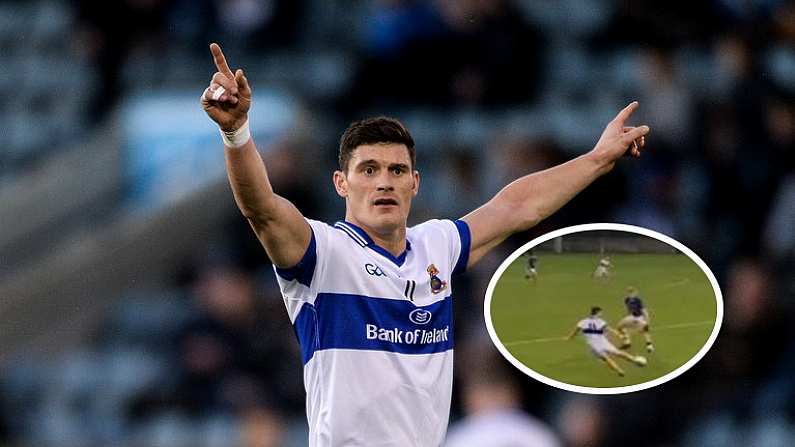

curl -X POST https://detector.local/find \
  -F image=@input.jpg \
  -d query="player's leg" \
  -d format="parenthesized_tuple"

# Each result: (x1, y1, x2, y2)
(602, 356, 626, 377)
(619, 329, 631, 349)
(617, 317, 633, 349)
(592, 346, 625, 376)
(614, 349, 646, 367)
(643, 324, 654, 352)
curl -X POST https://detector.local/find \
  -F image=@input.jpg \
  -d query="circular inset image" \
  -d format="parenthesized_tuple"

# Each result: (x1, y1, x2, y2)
(485, 224, 722, 394)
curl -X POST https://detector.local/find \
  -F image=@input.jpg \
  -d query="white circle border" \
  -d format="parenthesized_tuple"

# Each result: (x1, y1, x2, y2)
(483, 223, 724, 395)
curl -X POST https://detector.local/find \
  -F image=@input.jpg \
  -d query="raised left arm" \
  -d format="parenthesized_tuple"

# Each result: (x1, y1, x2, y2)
(462, 102, 650, 268)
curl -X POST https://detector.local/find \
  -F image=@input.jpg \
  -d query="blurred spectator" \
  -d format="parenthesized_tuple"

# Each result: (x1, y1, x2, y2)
(76, 0, 304, 123)
(482, 135, 572, 227)
(125, 257, 303, 431)
(591, 0, 718, 49)
(261, 136, 325, 217)
(764, 93, 795, 175)
(612, 146, 678, 236)
(721, 259, 789, 381)
(682, 265, 794, 446)
(239, 405, 286, 447)
(713, 0, 784, 26)
(171, 260, 302, 415)
(555, 396, 604, 447)
(636, 48, 692, 149)
(168, 0, 304, 52)
(764, 174, 795, 261)
(347, 0, 543, 111)
(222, 136, 326, 270)
(695, 259, 790, 413)
(682, 31, 784, 268)
(362, 0, 445, 57)
(445, 340, 561, 447)
(76, 0, 175, 122)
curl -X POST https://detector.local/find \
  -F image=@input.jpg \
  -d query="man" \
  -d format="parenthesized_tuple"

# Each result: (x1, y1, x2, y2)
(443, 342, 560, 447)
(566, 307, 647, 377)
(617, 286, 654, 352)
(200, 42, 649, 446)
(524, 252, 539, 281)
(592, 255, 612, 280)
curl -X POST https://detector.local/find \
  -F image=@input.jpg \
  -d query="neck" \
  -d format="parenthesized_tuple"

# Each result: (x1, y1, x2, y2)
(347, 216, 407, 257)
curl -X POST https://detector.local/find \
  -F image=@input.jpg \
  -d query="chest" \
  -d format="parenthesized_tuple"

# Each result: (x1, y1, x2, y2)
(328, 242, 453, 305)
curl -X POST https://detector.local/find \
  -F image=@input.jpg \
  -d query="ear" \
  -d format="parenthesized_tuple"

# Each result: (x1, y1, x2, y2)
(412, 170, 420, 197)
(333, 170, 348, 198)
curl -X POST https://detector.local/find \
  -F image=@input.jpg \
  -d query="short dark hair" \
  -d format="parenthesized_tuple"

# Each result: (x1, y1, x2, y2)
(338, 116, 416, 172)
(590, 306, 602, 316)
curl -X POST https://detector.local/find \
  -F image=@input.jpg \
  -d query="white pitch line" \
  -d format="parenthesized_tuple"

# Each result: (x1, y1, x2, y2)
(661, 278, 691, 289)
(503, 336, 566, 346)
(655, 320, 713, 330)
(502, 320, 714, 347)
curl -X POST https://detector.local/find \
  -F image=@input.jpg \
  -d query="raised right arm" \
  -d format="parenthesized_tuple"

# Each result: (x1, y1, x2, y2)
(201, 43, 310, 268)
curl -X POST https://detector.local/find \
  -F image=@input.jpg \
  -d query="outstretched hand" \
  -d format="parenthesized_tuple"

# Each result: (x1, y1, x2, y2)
(590, 101, 650, 172)
(201, 43, 252, 131)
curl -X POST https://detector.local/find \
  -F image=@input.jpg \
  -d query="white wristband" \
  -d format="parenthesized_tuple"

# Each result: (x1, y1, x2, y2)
(220, 119, 251, 148)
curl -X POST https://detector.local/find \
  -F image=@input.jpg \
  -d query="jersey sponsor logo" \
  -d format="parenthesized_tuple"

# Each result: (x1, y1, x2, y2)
(366, 323, 449, 345)
(365, 263, 386, 277)
(409, 308, 432, 325)
(293, 293, 454, 363)
(426, 264, 448, 294)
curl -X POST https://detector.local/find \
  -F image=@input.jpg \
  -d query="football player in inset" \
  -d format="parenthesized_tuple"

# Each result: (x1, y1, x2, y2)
(617, 286, 654, 352)
(566, 306, 647, 377)
(592, 256, 612, 281)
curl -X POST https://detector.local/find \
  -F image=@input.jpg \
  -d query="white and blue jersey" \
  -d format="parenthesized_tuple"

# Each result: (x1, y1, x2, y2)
(274, 218, 471, 447)
(576, 316, 620, 358)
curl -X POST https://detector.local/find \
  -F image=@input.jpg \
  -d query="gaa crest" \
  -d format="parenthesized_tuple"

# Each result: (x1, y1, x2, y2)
(426, 264, 448, 294)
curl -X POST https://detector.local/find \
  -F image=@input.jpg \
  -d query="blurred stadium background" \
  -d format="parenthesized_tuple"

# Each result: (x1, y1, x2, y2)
(0, 0, 793, 446)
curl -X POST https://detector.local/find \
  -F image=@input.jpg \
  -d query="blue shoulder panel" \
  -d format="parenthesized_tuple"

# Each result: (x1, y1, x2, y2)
(274, 230, 317, 287)
(452, 219, 471, 276)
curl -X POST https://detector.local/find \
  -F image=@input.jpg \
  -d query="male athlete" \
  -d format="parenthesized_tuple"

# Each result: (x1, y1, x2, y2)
(566, 307, 647, 377)
(617, 286, 654, 352)
(592, 255, 612, 280)
(524, 252, 539, 281)
(200, 43, 650, 446)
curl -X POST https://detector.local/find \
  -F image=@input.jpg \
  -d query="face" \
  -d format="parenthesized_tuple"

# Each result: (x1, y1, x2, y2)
(333, 143, 419, 236)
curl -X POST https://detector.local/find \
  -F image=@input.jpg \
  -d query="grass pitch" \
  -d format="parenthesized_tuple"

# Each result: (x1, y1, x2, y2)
(490, 253, 717, 388)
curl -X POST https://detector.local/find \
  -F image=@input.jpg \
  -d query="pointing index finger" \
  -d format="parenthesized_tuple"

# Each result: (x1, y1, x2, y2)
(613, 101, 639, 126)
(210, 43, 235, 79)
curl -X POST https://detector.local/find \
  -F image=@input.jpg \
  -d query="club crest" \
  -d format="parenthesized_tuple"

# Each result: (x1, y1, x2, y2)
(426, 264, 448, 294)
